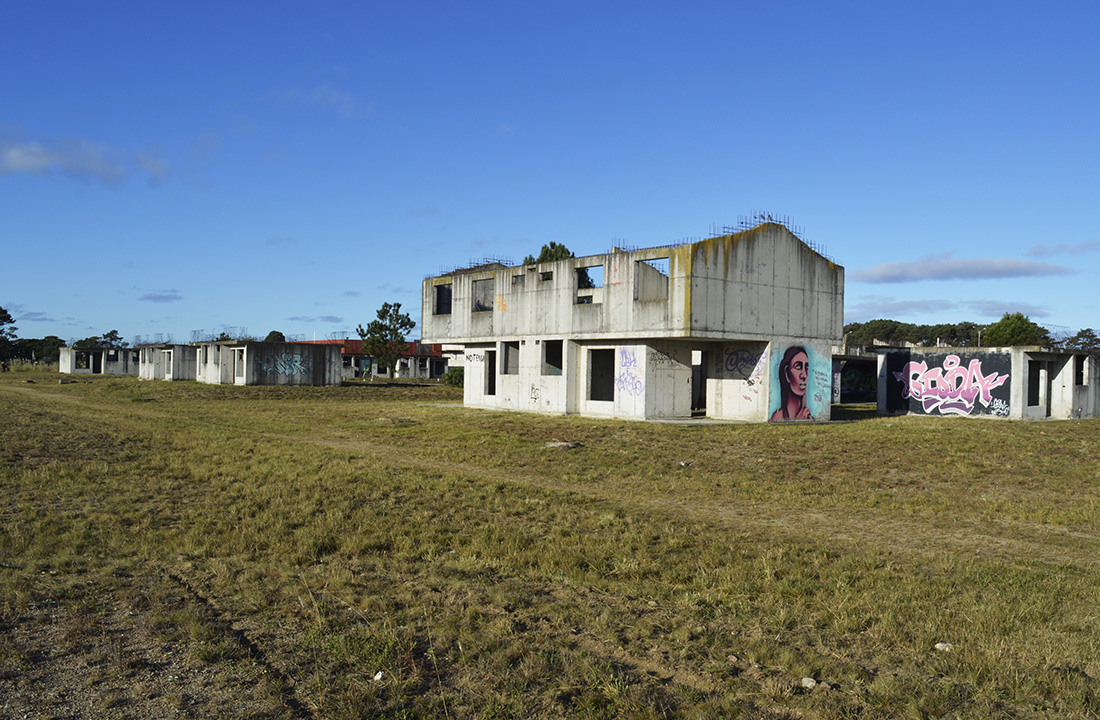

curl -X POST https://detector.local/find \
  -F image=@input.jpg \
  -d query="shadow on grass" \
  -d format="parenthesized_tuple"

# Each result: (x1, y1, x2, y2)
(830, 403, 877, 422)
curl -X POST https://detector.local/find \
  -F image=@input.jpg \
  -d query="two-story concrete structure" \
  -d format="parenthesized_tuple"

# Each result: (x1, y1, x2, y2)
(421, 222, 844, 421)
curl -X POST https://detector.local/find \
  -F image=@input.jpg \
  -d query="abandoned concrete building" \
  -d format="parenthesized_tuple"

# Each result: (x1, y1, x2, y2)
(299, 339, 449, 381)
(421, 222, 844, 422)
(59, 346, 140, 375)
(879, 346, 1100, 420)
(136, 340, 343, 386)
(138, 344, 197, 381)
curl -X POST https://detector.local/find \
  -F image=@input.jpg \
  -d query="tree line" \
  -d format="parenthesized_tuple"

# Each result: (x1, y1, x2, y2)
(846, 313, 1100, 351)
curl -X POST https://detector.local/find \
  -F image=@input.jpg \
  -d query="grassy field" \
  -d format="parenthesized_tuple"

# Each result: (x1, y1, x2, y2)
(2, 366, 1100, 719)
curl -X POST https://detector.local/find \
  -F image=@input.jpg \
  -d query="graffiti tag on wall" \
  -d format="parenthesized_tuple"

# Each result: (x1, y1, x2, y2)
(650, 348, 677, 367)
(725, 348, 762, 378)
(465, 353, 485, 363)
(616, 347, 643, 396)
(891, 354, 1009, 416)
(615, 372, 644, 396)
(261, 353, 312, 376)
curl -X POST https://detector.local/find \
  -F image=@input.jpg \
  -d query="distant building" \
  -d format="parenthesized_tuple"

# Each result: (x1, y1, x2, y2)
(421, 222, 844, 421)
(138, 344, 196, 381)
(193, 340, 343, 386)
(299, 339, 448, 380)
(135, 340, 343, 386)
(59, 346, 140, 375)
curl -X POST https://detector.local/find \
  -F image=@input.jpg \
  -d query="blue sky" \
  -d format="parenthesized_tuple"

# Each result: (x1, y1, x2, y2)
(3, 1, 1098, 344)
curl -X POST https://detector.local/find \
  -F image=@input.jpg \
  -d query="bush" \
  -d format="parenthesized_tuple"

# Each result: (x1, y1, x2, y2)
(442, 367, 464, 387)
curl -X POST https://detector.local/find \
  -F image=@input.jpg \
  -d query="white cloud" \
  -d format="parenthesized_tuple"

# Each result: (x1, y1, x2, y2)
(962, 300, 1051, 319)
(851, 256, 1074, 283)
(1027, 241, 1100, 257)
(845, 296, 957, 322)
(271, 83, 368, 119)
(138, 290, 183, 303)
(1, 138, 126, 184)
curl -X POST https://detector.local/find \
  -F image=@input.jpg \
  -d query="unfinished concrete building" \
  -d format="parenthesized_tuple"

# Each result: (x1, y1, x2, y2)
(138, 344, 197, 381)
(192, 340, 343, 386)
(421, 222, 844, 421)
(59, 346, 140, 375)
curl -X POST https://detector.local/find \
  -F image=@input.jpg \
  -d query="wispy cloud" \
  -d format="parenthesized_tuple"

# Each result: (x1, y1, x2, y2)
(845, 295, 1052, 323)
(1027, 241, 1100, 258)
(1, 135, 172, 186)
(1, 138, 126, 184)
(962, 300, 1050, 319)
(138, 290, 183, 303)
(343, 291, 362, 297)
(845, 296, 957, 321)
(407, 206, 441, 218)
(15, 310, 57, 323)
(496, 122, 517, 136)
(135, 145, 171, 186)
(287, 315, 344, 324)
(270, 83, 369, 119)
(851, 254, 1074, 283)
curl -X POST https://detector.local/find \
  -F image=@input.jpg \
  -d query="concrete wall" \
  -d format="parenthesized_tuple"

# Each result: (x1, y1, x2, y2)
(138, 345, 196, 381)
(878, 347, 1100, 420)
(194, 342, 343, 386)
(675, 225, 844, 341)
(59, 347, 140, 375)
(422, 223, 843, 346)
(456, 337, 837, 422)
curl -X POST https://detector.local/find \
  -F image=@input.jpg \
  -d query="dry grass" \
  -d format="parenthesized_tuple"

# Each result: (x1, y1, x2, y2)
(3, 367, 1100, 718)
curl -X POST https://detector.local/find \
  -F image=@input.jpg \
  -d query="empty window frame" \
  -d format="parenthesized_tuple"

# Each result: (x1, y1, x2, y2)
(634, 257, 670, 302)
(576, 265, 603, 304)
(589, 349, 615, 401)
(512, 273, 525, 287)
(543, 340, 563, 376)
(539, 270, 553, 281)
(502, 341, 519, 374)
(434, 283, 453, 315)
(1075, 355, 1088, 386)
(472, 279, 494, 312)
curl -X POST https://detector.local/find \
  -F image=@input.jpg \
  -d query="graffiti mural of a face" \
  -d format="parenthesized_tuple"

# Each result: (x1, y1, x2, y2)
(770, 345, 818, 421)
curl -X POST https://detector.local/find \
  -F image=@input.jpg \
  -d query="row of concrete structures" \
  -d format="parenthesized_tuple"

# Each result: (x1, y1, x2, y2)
(60, 339, 448, 385)
(424, 222, 1100, 421)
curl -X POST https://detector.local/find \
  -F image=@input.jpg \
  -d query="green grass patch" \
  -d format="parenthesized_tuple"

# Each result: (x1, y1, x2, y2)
(3, 367, 1100, 717)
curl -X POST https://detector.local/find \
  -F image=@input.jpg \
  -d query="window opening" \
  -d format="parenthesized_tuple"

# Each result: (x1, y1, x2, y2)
(512, 274, 525, 287)
(434, 283, 453, 315)
(1075, 355, 1087, 386)
(635, 257, 670, 302)
(539, 271, 553, 281)
(576, 265, 603, 304)
(472, 279, 494, 312)
(503, 341, 519, 374)
(543, 340, 563, 376)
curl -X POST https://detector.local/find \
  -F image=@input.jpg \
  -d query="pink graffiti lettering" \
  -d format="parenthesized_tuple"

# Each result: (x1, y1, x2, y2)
(892, 355, 1008, 416)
